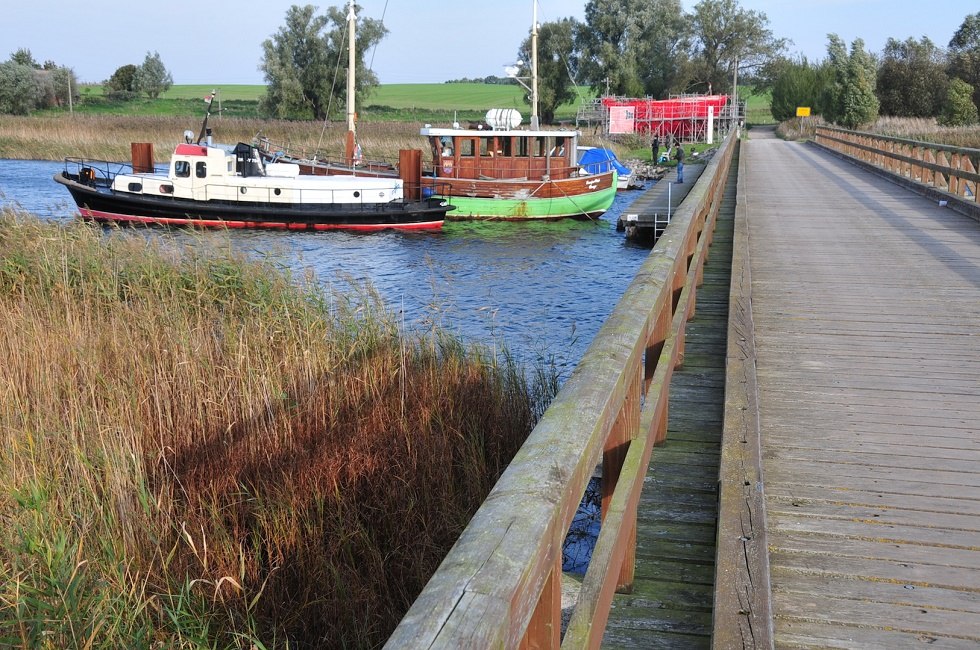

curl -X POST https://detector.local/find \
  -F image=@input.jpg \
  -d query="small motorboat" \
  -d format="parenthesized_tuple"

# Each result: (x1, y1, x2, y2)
(577, 146, 642, 191)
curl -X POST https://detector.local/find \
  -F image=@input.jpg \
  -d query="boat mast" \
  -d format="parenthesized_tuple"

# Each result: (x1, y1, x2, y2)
(345, 0, 357, 164)
(530, 0, 539, 130)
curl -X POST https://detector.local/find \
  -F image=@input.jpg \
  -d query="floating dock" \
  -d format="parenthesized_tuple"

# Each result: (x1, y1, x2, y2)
(617, 162, 706, 244)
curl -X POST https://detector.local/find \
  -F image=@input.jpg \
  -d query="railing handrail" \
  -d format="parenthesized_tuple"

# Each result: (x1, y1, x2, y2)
(814, 126, 980, 213)
(816, 124, 980, 158)
(385, 131, 737, 649)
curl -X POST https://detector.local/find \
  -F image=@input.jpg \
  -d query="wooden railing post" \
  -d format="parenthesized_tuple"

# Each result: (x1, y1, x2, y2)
(521, 554, 562, 649)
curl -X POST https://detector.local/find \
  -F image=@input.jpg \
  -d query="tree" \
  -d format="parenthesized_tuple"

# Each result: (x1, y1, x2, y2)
(938, 78, 979, 126)
(766, 56, 833, 122)
(825, 34, 878, 129)
(516, 18, 580, 125)
(576, 0, 687, 98)
(687, 0, 786, 95)
(135, 51, 173, 99)
(0, 60, 41, 114)
(49, 66, 79, 108)
(104, 64, 139, 100)
(260, 4, 387, 120)
(948, 12, 980, 110)
(10, 48, 39, 68)
(876, 37, 948, 118)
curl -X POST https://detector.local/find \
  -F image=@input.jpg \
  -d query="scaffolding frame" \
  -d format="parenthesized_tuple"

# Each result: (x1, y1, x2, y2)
(577, 94, 745, 144)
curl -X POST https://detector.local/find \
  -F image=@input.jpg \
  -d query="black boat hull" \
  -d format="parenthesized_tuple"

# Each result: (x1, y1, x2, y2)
(54, 173, 449, 231)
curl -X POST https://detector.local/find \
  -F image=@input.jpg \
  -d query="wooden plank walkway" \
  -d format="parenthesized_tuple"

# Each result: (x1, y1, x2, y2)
(600, 144, 738, 648)
(742, 128, 980, 648)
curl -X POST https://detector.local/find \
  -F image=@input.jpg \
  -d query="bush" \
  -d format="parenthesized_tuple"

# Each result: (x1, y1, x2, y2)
(938, 78, 980, 126)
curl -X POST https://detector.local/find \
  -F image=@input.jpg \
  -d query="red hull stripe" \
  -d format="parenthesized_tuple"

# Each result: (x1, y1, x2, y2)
(78, 208, 444, 232)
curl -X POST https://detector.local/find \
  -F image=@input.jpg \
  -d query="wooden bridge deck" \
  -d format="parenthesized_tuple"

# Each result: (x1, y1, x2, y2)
(740, 129, 980, 648)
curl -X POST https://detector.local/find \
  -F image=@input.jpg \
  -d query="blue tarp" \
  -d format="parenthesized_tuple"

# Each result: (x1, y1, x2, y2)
(577, 148, 631, 176)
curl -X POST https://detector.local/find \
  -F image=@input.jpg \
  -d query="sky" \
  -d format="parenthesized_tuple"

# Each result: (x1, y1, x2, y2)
(1, 0, 976, 85)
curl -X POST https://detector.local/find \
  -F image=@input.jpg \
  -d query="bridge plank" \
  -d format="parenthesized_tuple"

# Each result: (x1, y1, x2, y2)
(742, 129, 980, 647)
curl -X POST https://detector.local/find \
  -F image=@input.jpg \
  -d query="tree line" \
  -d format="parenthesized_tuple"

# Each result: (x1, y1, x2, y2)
(764, 13, 980, 128)
(4, 1, 978, 131)
(0, 49, 173, 115)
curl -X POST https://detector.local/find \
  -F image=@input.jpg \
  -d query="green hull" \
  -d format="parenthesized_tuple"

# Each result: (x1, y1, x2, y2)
(436, 184, 618, 221)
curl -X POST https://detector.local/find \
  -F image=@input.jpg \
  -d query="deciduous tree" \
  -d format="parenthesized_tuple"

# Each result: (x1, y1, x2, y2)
(0, 60, 40, 114)
(135, 51, 173, 99)
(948, 12, 980, 110)
(576, 0, 687, 98)
(876, 37, 948, 118)
(687, 0, 786, 95)
(938, 78, 979, 126)
(104, 64, 139, 100)
(260, 3, 386, 120)
(516, 18, 580, 125)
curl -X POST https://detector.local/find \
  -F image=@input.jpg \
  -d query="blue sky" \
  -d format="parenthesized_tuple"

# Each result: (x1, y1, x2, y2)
(2, 0, 976, 85)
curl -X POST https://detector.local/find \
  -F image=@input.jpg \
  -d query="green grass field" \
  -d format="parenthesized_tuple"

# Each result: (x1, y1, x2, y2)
(54, 82, 771, 128)
(154, 83, 593, 120)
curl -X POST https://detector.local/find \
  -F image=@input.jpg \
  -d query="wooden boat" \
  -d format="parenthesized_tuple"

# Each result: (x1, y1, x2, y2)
(420, 111, 617, 221)
(417, 2, 615, 220)
(54, 95, 450, 232)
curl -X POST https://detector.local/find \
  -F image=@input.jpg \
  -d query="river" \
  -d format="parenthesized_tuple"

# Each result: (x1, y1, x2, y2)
(1, 158, 653, 381)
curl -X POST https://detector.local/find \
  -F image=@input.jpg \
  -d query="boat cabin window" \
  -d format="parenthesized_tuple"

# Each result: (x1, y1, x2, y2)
(549, 137, 566, 157)
(234, 143, 265, 177)
(480, 138, 490, 157)
(460, 139, 475, 157)
(497, 137, 512, 157)
(517, 138, 529, 157)
(175, 161, 191, 177)
(196, 162, 207, 178)
(532, 137, 545, 157)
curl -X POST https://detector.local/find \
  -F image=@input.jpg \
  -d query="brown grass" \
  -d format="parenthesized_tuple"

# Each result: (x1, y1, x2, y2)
(0, 114, 429, 163)
(774, 114, 980, 148)
(0, 114, 628, 166)
(0, 210, 556, 648)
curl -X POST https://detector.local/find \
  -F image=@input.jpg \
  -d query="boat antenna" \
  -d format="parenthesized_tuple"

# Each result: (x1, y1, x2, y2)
(197, 90, 216, 145)
(344, 0, 357, 165)
(530, 0, 539, 130)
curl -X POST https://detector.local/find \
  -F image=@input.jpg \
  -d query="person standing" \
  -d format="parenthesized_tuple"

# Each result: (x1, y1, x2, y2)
(651, 135, 660, 164)
(674, 144, 685, 183)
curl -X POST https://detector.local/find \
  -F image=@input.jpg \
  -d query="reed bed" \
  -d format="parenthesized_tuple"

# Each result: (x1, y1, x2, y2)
(0, 208, 557, 648)
(0, 115, 429, 164)
(0, 114, 626, 166)
(775, 114, 980, 148)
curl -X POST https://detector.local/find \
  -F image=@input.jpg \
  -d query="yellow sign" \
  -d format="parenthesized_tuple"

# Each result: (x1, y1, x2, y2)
(796, 106, 811, 117)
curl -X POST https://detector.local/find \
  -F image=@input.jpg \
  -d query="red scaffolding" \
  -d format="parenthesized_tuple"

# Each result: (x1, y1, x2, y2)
(597, 94, 732, 141)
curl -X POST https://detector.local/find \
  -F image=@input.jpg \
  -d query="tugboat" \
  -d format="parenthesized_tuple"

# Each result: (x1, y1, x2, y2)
(54, 93, 451, 232)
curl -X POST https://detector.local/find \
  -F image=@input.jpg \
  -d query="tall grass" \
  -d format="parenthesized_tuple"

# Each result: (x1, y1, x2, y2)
(0, 209, 557, 648)
(0, 113, 625, 165)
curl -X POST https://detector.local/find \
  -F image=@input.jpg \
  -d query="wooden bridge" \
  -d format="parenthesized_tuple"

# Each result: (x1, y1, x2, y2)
(384, 126, 980, 649)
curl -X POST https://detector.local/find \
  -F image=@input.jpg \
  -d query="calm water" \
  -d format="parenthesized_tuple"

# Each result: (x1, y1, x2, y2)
(0, 158, 652, 378)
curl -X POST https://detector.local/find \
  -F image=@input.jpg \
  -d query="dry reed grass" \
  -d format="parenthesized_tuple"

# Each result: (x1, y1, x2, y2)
(0, 209, 556, 648)
(0, 115, 429, 163)
(0, 114, 626, 166)
(774, 114, 980, 148)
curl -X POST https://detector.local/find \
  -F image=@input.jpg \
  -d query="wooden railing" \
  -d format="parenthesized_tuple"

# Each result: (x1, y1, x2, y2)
(815, 126, 980, 205)
(384, 131, 737, 649)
